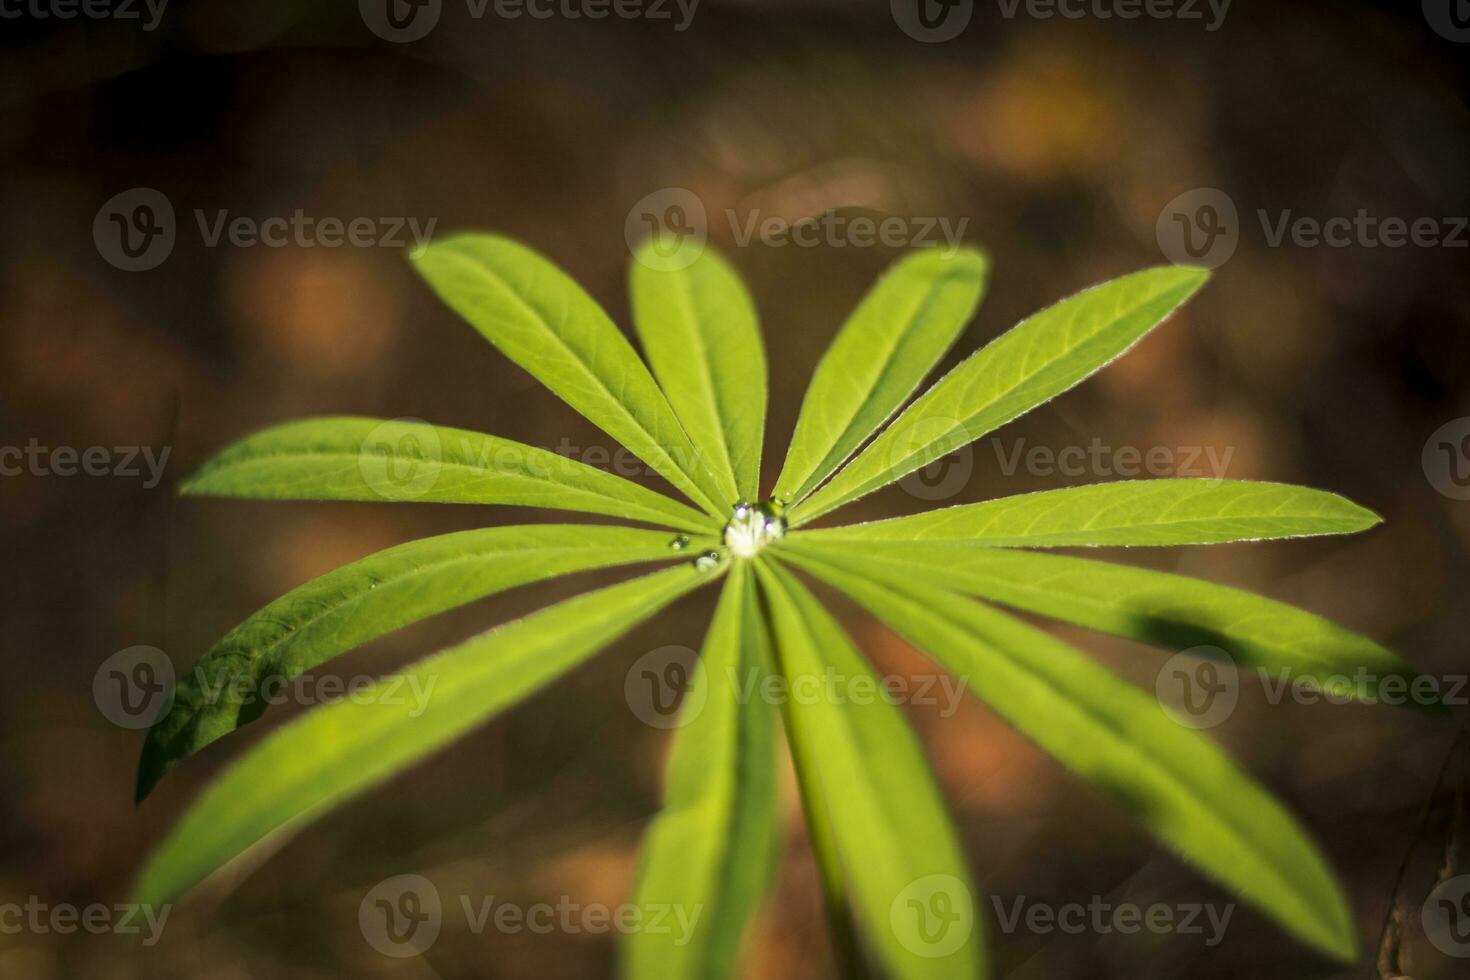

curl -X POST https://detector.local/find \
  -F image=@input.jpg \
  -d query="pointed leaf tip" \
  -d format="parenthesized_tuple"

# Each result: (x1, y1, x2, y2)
(774, 245, 991, 506)
(793, 263, 1217, 523)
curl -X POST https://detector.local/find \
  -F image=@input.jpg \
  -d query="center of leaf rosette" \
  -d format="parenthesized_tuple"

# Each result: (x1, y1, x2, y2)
(722, 500, 788, 558)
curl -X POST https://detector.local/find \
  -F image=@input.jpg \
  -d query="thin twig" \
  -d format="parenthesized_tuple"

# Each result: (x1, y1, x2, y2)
(1374, 724, 1468, 979)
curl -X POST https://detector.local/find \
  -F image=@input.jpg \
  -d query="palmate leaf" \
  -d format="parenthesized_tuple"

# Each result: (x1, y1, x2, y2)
(137, 524, 712, 802)
(787, 550, 1357, 961)
(785, 539, 1432, 708)
(793, 266, 1210, 525)
(630, 240, 767, 504)
(142, 237, 1423, 973)
(133, 564, 714, 907)
(412, 235, 731, 517)
(773, 247, 989, 506)
(623, 565, 779, 980)
(809, 479, 1382, 547)
(755, 561, 987, 980)
(181, 416, 713, 533)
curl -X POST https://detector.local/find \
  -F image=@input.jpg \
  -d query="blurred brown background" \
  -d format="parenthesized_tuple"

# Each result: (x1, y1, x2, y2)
(2, 0, 1469, 977)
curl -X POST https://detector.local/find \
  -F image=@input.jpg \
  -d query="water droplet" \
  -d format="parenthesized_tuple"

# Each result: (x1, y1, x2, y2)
(723, 498, 788, 558)
(693, 550, 723, 571)
(761, 500, 788, 543)
(669, 535, 690, 551)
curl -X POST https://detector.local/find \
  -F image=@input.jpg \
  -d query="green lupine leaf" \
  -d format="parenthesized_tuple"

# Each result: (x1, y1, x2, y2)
(180, 416, 714, 533)
(784, 539, 1432, 708)
(624, 565, 779, 980)
(138, 231, 1410, 980)
(133, 564, 713, 907)
(794, 266, 1210, 525)
(810, 479, 1381, 547)
(754, 561, 986, 980)
(412, 235, 729, 516)
(138, 524, 709, 802)
(631, 240, 766, 505)
(788, 552, 1357, 961)
(773, 248, 989, 506)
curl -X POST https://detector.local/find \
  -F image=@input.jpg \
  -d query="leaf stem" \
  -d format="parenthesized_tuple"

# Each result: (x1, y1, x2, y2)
(754, 561, 870, 979)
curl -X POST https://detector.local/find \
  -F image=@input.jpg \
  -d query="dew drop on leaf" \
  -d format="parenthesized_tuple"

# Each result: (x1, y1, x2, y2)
(723, 499, 788, 558)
